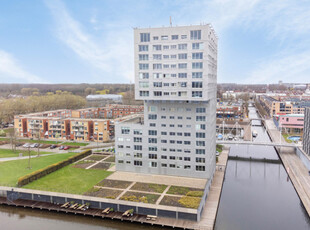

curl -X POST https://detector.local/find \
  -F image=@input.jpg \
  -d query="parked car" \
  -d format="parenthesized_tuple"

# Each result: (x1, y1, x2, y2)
(50, 144, 57, 149)
(59, 146, 64, 150)
(30, 143, 36, 148)
(23, 143, 30, 148)
(216, 151, 220, 156)
(64, 146, 70, 150)
(16, 143, 23, 147)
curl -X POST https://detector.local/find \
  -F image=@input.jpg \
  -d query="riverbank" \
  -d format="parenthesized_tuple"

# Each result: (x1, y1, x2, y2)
(265, 119, 310, 217)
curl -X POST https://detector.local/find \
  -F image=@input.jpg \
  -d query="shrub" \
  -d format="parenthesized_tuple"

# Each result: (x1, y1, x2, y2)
(17, 149, 92, 187)
(186, 191, 204, 197)
(178, 196, 201, 209)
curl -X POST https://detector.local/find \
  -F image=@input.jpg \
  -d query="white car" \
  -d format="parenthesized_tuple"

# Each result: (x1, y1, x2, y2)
(23, 143, 30, 148)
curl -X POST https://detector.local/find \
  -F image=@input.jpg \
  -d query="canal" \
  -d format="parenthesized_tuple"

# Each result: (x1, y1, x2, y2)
(214, 107, 310, 230)
(0, 106, 309, 229)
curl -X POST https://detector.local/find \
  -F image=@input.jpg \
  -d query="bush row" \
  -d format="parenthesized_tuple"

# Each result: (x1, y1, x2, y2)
(17, 150, 92, 187)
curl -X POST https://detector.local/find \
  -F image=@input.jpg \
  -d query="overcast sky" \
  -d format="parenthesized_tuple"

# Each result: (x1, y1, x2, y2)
(0, 0, 309, 84)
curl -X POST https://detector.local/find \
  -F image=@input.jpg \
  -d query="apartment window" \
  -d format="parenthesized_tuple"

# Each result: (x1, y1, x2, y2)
(196, 108, 206, 113)
(178, 53, 187, 59)
(149, 130, 157, 135)
(196, 149, 205, 155)
(162, 163, 167, 167)
(139, 72, 149, 79)
(184, 141, 191, 145)
(118, 160, 124, 164)
(196, 132, 206, 138)
(153, 54, 162, 60)
(153, 45, 162, 51)
(170, 140, 175, 144)
(196, 116, 206, 121)
(134, 160, 142, 166)
(140, 33, 150, 42)
(153, 73, 162, 79)
(184, 157, 191, 161)
(153, 64, 162, 69)
(192, 72, 203, 78)
(190, 30, 201, 40)
(139, 82, 149, 88)
(196, 141, 205, 146)
(196, 166, 205, 171)
(139, 91, 149, 96)
(192, 62, 203, 69)
(192, 52, 203, 59)
(139, 45, 148, 51)
(178, 63, 187, 69)
(192, 91, 202, 98)
(178, 125, 183, 128)
(161, 131, 167, 135)
(184, 165, 191, 169)
(177, 116, 183, 120)
(181, 35, 187, 39)
(149, 146, 157, 151)
(161, 116, 166, 119)
(139, 54, 149, 60)
(192, 82, 203, 88)
(163, 64, 169, 69)
(150, 162, 158, 167)
(161, 35, 168, 40)
(192, 42, 203, 49)
(139, 63, 149, 70)
(163, 55, 169, 59)
(178, 73, 187, 78)
(134, 153, 142, 158)
(178, 44, 187, 50)
(163, 45, 169, 50)
(148, 138, 157, 143)
(171, 45, 177, 49)
(196, 124, 206, 130)
(134, 137, 142, 142)
(171, 74, 177, 78)
(161, 140, 167, 143)
(134, 145, 142, 150)
(170, 54, 177, 59)
(161, 124, 166, 127)
(163, 83, 169, 87)
(121, 127, 130, 134)
(169, 124, 175, 127)
(169, 132, 175, 135)
(161, 155, 167, 159)
(148, 114, 157, 120)
(170, 156, 176, 160)
(153, 82, 162, 87)
(177, 141, 182, 144)
(154, 91, 162, 96)
(153, 36, 158, 40)
(172, 35, 178, 40)
(149, 154, 157, 159)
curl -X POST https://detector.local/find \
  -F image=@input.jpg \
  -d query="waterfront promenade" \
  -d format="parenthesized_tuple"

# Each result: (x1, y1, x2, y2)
(265, 119, 310, 216)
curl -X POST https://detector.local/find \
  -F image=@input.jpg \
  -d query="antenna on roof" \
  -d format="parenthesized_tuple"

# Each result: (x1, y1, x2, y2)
(170, 16, 172, 27)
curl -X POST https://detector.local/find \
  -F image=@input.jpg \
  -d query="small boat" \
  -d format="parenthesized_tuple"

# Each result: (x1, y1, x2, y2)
(252, 130, 258, 138)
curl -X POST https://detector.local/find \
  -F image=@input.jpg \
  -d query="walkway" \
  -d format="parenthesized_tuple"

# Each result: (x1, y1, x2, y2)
(194, 148, 229, 230)
(216, 140, 302, 148)
(265, 119, 310, 217)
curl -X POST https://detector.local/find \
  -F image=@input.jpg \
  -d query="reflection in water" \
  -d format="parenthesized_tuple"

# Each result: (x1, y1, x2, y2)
(215, 107, 310, 230)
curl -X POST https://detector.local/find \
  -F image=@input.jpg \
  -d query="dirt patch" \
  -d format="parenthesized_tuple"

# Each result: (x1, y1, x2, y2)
(120, 191, 160, 204)
(130, 182, 167, 193)
(97, 179, 132, 189)
(72, 160, 95, 169)
(84, 187, 122, 199)
(86, 154, 106, 161)
(90, 162, 111, 170)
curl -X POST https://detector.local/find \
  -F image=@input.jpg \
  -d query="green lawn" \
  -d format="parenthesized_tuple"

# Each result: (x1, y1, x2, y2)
(24, 165, 112, 194)
(0, 148, 53, 158)
(0, 152, 77, 187)
(62, 142, 89, 146)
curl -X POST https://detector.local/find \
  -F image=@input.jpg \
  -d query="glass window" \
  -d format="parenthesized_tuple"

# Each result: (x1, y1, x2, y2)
(178, 63, 187, 69)
(139, 82, 149, 88)
(139, 63, 149, 70)
(181, 35, 187, 39)
(196, 165, 205, 171)
(178, 73, 187, 78)
(163, 55, 169, 59)
(171, 45, 177, 49)
(192, 62, 203, 69)
(190, 30, 201, 40)
(153, 82, 162, 87)
(153, 54, 162, 60)
(192, 43, 204, 49)
(139, 45, 148, 52)
(196, 116, 206, 121)
(153, 36, 158, 40)
(178, 53, 187, 59)
(192, 52, 203, 59)
(153, 73, 162, 79)
(192, 81, 203, 88)
(163, 45, 169, 50)
(161, 35, 168, 40)
(178, 44, 187, 50)
(170, 54, 177, 59)
(192, 91, 203, 98)
(154, 91, 162, 96)
(196, 108, 206, 113)
(153, 45, 162, 51)
(172, 35, 178, 40)
(192, 72, 203, 78)
(139, 54, 148, 60)
(139, 72, 149, 79)
(139, 91, 149, 96)
(153, 64, 162, 69)
(140, 33, 150, 42)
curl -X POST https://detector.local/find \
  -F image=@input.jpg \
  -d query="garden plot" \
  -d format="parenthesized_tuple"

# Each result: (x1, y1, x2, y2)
(130, 182, 167, 193)
(120, 191, 160, 204)
(96, 179, 132, 189)
(91, 162, 111, 170)
(84, 187, 122, 199)
(72, 160, 96, 169)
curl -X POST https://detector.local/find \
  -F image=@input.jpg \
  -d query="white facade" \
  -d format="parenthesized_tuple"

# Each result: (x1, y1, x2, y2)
(115, 25, 218, 179)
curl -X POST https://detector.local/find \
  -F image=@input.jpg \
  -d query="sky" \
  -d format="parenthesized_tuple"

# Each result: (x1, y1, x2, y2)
(0, 0, 309, 84)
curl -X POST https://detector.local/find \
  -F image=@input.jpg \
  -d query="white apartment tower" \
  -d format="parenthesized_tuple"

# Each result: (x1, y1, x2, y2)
(115, 24, 218, 179)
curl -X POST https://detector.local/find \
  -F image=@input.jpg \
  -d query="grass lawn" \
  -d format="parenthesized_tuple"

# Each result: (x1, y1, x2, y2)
(0, 148, 53, 158)
(0, 152, 77, 187)
(24, 165, 113, 194)
(62, 142, 89, 146)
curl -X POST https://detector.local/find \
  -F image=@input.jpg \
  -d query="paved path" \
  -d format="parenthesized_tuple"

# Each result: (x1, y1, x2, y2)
(194, 148, 229, 230)
(85, 155, 111, 169)
(265, 118, 310, 217)
(115, 182, 136, 200)
(156, 185, 171, 205)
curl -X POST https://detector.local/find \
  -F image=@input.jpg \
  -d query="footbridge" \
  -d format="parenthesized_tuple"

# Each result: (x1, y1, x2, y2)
(216, 140, 302, 148)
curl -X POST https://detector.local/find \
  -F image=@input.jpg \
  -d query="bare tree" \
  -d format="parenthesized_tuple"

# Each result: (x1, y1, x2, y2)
(7, 129, 17, 153)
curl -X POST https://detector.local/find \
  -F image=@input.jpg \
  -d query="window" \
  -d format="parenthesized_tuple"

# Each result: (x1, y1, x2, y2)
(139, 91, 149, 96)
(163, 45, 169, 50)
(134, 137, 142, 142)
(153, 45, 161, 51)
(140, 33, 150, 42)
(134, 160, 142, 166)
(192, 52, 203, 59)
(192, 91, 202, 98)
(154, 91, 162, 96)
(171, 45, 177, 49)
(178, 44, 187, 50)
(196, 108, 206, 113)
(170, 156, 176, 160)
(192, 82, 203, 88)
(196, 132, 206, 138)
(178, 63, 187, 69)
(149, 130, 157, 135)
(153, 82, 162, 87)
(190, 30, 201, 40)
(170, 54, 177, 59)
(139, 73, 149, 79)
(178, 53, 187, 59)
(192, 72, 203, 78)
(184, 165, 191, 169)
(163, 55, 169, 59)
(148, 138, 157, 143)
(196, 116, 206, 121)
(184, 141, 191, 145)
(169, 132, 175, 135)
(161, 116, 166, 119)
(161, 155, 167, 159)
(178, 73, 187, 78)
(139, 54, 149, 60)
(184, 157, 191, 161)
(153, 54, 162, 60)
(121, 127, 130, 134)
(192, 42, 203, 49)
(149, 146, 157, 151)
(177, 141, 182, 144)
(192, 62, 203, 69)
(161, 140, 167, 143)
(172, 35, 178, 40)
(196, 149, 205, 155)
(163, 64, 169, 69)
(153, 36, 158, 40)
(139, 82, 149, 88)
(170, 164, 176, 168)
(149, 154, 157, 159)
(196, 165, 205, 171)
(184, 132, 191, 136)
(153, 73, 162, 79)
(177, 116, 183, 120)
(134, 153, 142, 158)
(196, 124, 206, 130)
(134, 145, 142, 150)
(153, 64, 162, 69)
(150, 162, 157, 167)
(161, 131, 167, 135)
(139, 45, 148, 51)
(148, 114, 157, 120)
(181, 35, 187, 39)
(161, 35, 168, 40)
(196, 141, 205, 146)
(139, 63, 149, 70)
(161, 163, 167, 167)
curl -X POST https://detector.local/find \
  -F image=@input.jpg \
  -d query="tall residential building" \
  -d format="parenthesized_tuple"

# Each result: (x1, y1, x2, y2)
(115, 24, 218, 179)
(303, 107, 310, 156)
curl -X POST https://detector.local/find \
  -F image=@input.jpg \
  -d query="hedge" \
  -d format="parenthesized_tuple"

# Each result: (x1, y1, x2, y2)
(17, 149, 92, 187)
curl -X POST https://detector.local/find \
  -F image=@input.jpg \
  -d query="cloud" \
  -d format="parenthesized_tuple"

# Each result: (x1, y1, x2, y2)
(0, 50, 44, 83)
(45, 0, 134, 82)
